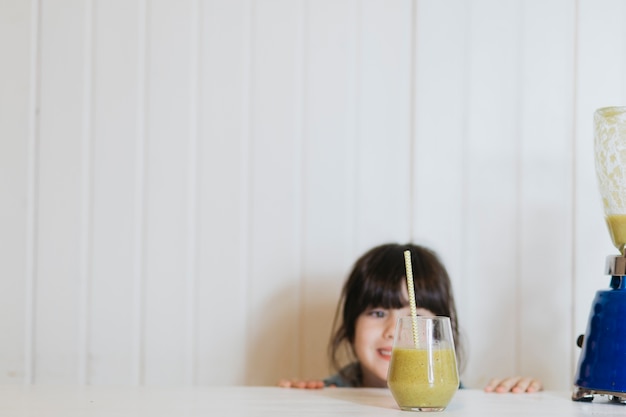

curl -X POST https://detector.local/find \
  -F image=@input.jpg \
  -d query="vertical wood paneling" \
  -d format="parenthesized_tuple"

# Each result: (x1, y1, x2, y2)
(518, 0, 575, 389)
(35, 0, 86, 383)
(89, 0, 141, 385)
(4, 0, 626, 391)
(300, 0, 359, 379)
(412, 0, 469, 359)
(143, 0, 194, 385)
(132, 0, 148, 386)
(246, 0, 303, 385)
(356, 0, 413, 251)
(77, 0, 94, 385)
(185, 0, 200, 386)
(195, 0, 250, 385)
(0, 0, 32, 384)
(463, 0, 521, 388)
(24, 0, 41, 385)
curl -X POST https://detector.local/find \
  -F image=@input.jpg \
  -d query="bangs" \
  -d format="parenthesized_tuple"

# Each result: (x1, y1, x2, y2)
(358, 270, 407, 310)
(412, 285, 446, 315)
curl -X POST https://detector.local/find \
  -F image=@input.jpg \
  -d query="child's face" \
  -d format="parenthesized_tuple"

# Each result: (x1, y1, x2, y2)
(353, 286, 434, 388)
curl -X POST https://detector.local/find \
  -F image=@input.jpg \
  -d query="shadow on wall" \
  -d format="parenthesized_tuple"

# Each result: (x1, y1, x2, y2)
(244, 279, 341, 385)
(299, 288, 343, 381)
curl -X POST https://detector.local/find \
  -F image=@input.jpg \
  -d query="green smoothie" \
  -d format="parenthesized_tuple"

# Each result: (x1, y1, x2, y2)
(387, 347, 459, 411)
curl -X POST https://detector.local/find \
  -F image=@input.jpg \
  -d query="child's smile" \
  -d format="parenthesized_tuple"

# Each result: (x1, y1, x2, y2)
(354, 304, 434, 388)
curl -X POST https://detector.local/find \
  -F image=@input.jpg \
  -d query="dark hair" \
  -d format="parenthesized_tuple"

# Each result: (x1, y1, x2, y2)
(328, 243, 464, 385)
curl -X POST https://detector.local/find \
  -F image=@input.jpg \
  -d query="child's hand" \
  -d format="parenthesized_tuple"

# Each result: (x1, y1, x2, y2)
(277, 379, 325, 389)
(484, 376, 543, 393)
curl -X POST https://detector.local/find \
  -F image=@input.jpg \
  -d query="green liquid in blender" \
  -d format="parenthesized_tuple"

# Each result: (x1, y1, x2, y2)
(606, 214, 626, 254)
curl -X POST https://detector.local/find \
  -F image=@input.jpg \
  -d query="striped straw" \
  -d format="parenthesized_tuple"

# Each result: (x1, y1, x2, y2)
(404, 250, 419, 348)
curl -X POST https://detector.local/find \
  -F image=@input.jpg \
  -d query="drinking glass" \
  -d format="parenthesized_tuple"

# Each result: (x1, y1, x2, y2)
(387, 316, 459, 412)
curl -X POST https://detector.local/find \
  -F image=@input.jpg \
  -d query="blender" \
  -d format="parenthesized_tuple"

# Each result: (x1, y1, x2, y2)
(572, 106, 626, 403)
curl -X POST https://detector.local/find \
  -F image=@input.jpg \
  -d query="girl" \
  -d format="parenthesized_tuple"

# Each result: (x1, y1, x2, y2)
(278, 243, 543, 393)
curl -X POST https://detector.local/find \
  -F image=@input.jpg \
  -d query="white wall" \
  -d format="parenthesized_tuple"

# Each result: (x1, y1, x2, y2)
(1, 0, 625, 389)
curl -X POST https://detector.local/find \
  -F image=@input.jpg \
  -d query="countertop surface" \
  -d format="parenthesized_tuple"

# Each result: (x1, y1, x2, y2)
(1, 385, 625, 416)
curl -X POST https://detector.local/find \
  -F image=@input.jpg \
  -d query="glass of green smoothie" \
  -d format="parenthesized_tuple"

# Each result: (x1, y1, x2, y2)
(387, 316, 459, 411)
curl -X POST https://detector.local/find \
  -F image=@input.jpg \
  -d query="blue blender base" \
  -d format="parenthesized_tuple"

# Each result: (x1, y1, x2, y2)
(573, 276, 626, 403)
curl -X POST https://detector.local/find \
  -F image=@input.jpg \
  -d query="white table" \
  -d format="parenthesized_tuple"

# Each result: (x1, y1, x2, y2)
(1, 386, 624, 416)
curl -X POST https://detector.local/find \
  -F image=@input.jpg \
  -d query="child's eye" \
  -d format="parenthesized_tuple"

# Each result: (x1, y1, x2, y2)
(367, 309, 386, 318)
